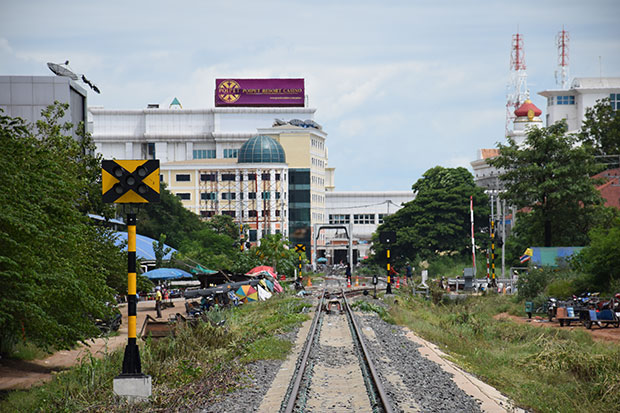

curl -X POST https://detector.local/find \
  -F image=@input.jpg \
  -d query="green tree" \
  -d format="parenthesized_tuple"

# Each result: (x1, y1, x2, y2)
(572, 217, 620, 291)
(135, 184, 205, 249)
(579, 97, 620, 157)
(153, 233, 172, 269)
(206, 214, 239, 239)
(179, 226, 238, 271)
(372, 167, 489, 267)
(489, 121, 605, 247)
(0, 105, 121, 352)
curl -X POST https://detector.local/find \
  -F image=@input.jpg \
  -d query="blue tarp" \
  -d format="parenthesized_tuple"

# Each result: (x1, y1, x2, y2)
(113, 232, 177, 261)
(142, 268, 193, 280)
(530, 247, 585, 267)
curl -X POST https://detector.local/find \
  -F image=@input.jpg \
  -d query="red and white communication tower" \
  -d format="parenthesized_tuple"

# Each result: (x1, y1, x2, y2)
(506, 32, 529, 135)
(555, 28, 570, 89)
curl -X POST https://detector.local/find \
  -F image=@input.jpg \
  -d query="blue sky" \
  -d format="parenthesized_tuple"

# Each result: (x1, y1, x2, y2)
(1, 0, 619, 191)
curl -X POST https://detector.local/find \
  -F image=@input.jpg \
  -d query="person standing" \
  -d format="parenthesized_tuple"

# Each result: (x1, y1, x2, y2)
(405, 262, 412, 285)
(345, 263, 351, 283)
(155, 286, 162, 318)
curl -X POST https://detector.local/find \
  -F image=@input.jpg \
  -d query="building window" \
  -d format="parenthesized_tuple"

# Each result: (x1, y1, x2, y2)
(261, 173, 270, 180)
(222, 210, 236, 217)
(176, 174, 191, 182)
(200, 210, 215, 217)
(329, 214, 350, 224)
(556, 95, 575, 105)
(142, 142, 156, 159)
(275, 210, 281, 217)
(201, 192, 217, 200)
(176, 193, 191, 200)
(354, 214, 375, 224)
(224, 149, 238, 158)
(193, 149, 216, 159)
(248, 210, 258, 217)
(248, 173, 256, 180)
(275, 192, 281, 199)
(547, 97, 554, 106)
(222, 192, 236, 200)
(275, 173, 281, 181)
(262, 191, 270, 200)
(248, 192, 257, 199)
(378, 213, 391, 224)
(201, 173, 216, 182)
(221, 173, 236, 181)
(611, 93, 619, 110)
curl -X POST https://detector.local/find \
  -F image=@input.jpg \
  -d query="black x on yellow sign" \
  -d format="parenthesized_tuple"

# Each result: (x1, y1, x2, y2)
(102, 160, 160, 203)
(295, 244, 306, 253)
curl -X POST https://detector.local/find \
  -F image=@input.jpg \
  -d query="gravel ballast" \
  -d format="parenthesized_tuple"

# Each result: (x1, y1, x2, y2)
(200, 291, 487, 413)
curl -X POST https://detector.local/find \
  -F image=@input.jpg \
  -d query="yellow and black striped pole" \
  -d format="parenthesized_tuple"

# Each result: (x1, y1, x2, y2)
(122, 212, 142, 375)
(386, 248, 393, 294)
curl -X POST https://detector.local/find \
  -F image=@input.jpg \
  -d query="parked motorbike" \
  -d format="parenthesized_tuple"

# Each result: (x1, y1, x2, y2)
(95, 312, 122, 334)
(547, 297, 558, 321)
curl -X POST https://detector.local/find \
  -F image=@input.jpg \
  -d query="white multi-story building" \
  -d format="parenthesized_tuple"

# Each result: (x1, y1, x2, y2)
(89, 101, 329, 252)
(538, 77, 620, 132)
(322, 191, 414, 263)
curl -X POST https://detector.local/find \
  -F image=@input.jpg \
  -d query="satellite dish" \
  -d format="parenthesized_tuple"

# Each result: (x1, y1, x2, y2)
(47, 61, 78, 80)
(46, 61, 101, 94)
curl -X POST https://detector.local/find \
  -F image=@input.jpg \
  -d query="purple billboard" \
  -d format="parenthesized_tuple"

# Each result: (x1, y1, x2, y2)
(215, 78, 305, 107)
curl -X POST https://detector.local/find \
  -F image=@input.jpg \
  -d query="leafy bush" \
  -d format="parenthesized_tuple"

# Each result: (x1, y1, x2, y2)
(517, 267, 552, 299)
(546, 279, 575, 299)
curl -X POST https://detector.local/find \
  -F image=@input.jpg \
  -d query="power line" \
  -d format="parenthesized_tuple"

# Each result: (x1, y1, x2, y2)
(325, 200, 402, 210)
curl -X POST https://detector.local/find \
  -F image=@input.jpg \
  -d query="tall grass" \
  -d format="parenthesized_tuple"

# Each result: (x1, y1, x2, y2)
(391, 292, 620, 413)
(0, 294, 311, 412)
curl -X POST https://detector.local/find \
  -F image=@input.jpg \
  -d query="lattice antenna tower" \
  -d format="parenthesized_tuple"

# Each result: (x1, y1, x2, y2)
(555, 28, 570, 89)
(506, 32, 528, 135)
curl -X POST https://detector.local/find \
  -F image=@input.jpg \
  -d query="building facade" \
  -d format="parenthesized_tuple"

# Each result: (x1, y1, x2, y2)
(321, 191, 414, 263)
(89, 103, 326, 254)
(0, 75, 87, 138)
(538, 77, 620, 132)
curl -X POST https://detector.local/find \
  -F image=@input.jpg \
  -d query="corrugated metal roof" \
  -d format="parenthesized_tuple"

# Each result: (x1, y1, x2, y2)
(113, 232, 177, 261)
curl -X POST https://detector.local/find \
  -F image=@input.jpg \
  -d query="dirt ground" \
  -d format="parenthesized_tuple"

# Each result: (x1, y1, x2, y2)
(0, 298, 188, 391)
(494, 312, 620, 343)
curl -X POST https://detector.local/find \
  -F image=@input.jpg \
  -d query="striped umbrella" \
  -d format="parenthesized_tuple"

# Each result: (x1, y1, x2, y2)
(235, 285, 258, 302)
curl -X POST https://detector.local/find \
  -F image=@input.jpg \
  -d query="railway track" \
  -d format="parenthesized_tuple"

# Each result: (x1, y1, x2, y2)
(280, 288, 394, 413)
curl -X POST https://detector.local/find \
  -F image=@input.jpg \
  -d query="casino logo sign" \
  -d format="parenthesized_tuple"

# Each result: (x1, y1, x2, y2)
(217, 80, 241, 103)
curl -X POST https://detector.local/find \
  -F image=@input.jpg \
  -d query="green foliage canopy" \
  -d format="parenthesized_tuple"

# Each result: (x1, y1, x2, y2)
(0, 104, 122, 352)
(372, 166, 489, 266)
(489, 121, 605, 247)
(572, 217, 620, 290)
(579, 97, 620, 157)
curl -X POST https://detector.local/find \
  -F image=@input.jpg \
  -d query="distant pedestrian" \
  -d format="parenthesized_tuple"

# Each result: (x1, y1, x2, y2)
(345, 263, 351, 281)
(155, 286, 162, 318)
(405, 263, 412, 283)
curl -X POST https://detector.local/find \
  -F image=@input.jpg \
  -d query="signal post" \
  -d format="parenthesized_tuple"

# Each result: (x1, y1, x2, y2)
(295, 243, 307, 286)
(102, 160, 160, 403)
(379, 231, 396, 295)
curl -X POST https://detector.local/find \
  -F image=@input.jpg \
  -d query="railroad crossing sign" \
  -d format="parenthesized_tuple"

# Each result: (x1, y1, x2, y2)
(102, 160, 160, 203)
(295, 243, 306, 253)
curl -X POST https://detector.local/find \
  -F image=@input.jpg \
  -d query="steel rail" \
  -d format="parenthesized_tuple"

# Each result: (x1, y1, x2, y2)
(283, 288, 326, 413)
(342, 289, 395, 413)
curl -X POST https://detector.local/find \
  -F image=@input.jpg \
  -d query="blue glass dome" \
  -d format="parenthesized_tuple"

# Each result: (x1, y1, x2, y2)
(238, 135, 286, 163)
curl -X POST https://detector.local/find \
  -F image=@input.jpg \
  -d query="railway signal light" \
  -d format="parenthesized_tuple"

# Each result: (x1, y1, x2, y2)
(102, 160, 160, 203)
